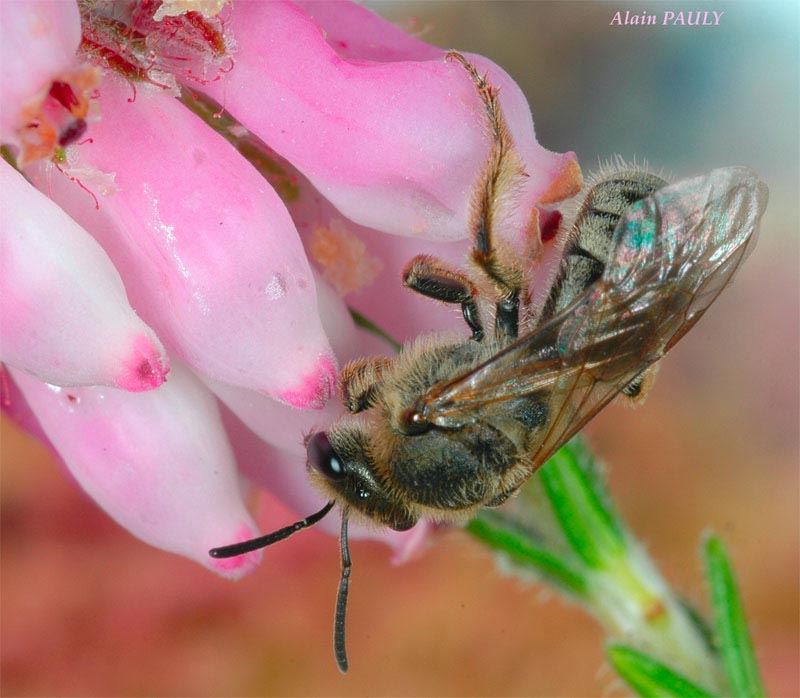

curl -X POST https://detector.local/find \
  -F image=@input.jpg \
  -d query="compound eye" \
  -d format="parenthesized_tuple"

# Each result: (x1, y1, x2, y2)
(307, 432, 346, 481)
(391, 519, 416, 532)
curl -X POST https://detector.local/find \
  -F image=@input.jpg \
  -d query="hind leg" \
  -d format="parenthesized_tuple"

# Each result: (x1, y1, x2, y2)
(447, 52, 527, 341)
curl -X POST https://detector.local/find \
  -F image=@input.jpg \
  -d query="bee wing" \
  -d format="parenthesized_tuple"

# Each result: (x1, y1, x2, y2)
(416, 167, 767, 467)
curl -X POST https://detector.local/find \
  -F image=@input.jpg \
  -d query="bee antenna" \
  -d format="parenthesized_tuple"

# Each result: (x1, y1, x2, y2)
(208, 500, 335, 558)
(334, 509, 352, 673)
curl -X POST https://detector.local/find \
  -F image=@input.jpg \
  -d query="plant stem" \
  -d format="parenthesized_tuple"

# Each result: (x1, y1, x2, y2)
(469, 438, 728, 695)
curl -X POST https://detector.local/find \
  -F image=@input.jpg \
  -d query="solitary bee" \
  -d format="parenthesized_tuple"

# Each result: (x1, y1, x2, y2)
(210, 53, 768, 672)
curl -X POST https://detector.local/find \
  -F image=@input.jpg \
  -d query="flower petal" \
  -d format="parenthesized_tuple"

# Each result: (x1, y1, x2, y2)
(7, 361, 261, 579)
(0, 159, 168, 391)
(196, 0, 580, 242)
(203, 272, 376, 454)
(0, 1, 80, 139)
(24, 71, 336, 408)
(294, 0, 441, 62)
(298, 189, 469, 342)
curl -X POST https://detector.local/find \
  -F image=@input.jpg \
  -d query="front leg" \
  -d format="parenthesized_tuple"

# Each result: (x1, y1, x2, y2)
(340, 356, 394, 413)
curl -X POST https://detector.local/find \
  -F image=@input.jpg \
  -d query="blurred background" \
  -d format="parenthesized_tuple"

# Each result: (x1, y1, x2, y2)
(2, 2, 798, 696)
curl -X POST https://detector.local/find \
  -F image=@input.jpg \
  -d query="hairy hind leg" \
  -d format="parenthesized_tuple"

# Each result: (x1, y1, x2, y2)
(447, 52, 527, 340)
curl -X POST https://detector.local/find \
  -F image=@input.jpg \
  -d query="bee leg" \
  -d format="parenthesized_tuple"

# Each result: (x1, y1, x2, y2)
(621, 364, 660, 405)
(494, 294, 519, 340)
(485, 488, 516, 507)
(446, 53, 527, 337)
(339, 356, 394, 413)
(403, 254, 484, 341)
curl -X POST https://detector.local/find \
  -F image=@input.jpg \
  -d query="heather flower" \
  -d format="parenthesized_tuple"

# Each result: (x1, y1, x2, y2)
(0, 0, 580, 576)
(1, 159, 168, 391)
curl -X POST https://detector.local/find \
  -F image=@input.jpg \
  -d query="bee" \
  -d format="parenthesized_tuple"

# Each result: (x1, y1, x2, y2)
(209, 53, 768, 672)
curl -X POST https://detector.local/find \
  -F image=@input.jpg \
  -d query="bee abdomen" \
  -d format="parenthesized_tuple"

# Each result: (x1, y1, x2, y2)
(542, 170, 667, 318)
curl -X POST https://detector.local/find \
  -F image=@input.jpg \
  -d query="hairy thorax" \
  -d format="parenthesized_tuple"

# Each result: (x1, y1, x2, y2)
(365, 333, 547, 513)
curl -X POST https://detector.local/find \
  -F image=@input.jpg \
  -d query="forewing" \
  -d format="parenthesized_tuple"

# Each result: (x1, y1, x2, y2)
(416, 167, 767, 467)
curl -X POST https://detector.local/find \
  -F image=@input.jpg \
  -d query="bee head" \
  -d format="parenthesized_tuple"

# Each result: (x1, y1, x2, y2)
(306, 427, 417, 532)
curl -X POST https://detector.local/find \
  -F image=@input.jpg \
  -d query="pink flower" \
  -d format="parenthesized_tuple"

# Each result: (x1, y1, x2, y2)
(1, 0, 580, 577)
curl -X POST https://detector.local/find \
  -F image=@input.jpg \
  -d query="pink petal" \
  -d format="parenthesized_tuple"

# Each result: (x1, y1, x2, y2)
(295, 182, 468, 343)
(0, 1, 80, 139)
(294, 0, 441, 62)
(0, 159, 168, 391)
(208, 375, 344, 455)
(196, 1, 580, 242)
(7, 361, 261, 579)
(25, 71, 336, 408)
(203, 272, 379, 454)
(0, 0, 80, 102)
(312, 270, 391, 361)
(260, 137, 570, 345)
(0, 364, 50, 446)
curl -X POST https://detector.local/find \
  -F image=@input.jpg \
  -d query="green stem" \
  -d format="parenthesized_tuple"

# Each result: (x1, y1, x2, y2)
(467, 438, 734, 695)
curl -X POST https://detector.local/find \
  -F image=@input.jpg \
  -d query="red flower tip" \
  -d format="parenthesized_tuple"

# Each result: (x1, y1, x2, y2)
(115, 335, 170, 392)
(277, 355, 337, 410)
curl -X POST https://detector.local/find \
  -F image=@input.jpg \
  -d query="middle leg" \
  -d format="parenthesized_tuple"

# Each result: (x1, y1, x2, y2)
(403, 254, 485, 341)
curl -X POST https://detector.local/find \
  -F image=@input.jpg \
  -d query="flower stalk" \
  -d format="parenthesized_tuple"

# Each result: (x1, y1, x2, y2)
(467, 438, 765, 696)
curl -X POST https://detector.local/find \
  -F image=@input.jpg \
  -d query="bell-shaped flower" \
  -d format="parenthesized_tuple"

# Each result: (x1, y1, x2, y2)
(193, 0, 581, 244)
(3, 0, 582, 577)
(8, 361, 261, 579)
(0, 0, 97, 165)
(205, 272, 386, 453)
(25, 71, 337, 408)
(1, 159, 168, 391)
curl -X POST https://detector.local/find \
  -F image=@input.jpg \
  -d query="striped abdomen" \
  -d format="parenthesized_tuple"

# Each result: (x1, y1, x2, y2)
(542, 169, 668, 319)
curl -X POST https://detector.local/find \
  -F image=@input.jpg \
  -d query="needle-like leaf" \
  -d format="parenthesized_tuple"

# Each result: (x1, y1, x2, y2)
(608, 644, 716, 697)
(466, 512, 587, 596)
(704, 535, 766, 697)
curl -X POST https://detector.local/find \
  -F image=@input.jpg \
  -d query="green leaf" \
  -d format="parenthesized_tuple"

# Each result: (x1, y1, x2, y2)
(538, 443, 626, 567)
(466, 514, 587, 597)
(704, 535, 766, 697)
(565, 435, 613, 503)
(608, 644, 716, 697)
(348, 308, 402, 351)
(678, 597, 718, 654)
